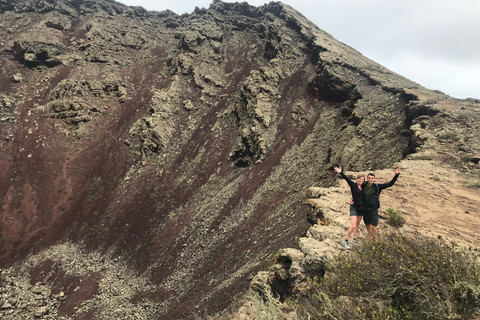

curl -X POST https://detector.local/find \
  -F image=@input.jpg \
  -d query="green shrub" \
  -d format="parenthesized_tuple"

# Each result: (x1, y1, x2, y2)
(209, 285, 299, 320)
(437, 131, 459, 141)
(295, 232, 480, 320)
(410, 154, 433, 161)
(385, 207, 406, 228)
(467, 181, 480, 190)
(423, 99, 437, 105)
(456, 112, 476, 122)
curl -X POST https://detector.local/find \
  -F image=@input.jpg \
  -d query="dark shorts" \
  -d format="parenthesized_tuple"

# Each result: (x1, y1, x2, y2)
(363, 208, 379, 226)
(349, 205, 363, 217)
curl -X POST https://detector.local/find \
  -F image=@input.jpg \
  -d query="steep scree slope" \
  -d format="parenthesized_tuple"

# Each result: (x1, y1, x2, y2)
(0, 0, 478, 318)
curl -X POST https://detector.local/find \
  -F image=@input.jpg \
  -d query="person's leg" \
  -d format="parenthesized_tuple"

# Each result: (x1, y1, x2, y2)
(351, 215, 362, 246)
(370, 225, 378, 241)
(365, 224, 374, 240)
(346, 216, 355, 240)
(353, 216, 361, 244)
(353, 215, 362, 239)
(369, 208, 379, 241)
(344, 206, 357, 249)
(363, 210, 374, 240)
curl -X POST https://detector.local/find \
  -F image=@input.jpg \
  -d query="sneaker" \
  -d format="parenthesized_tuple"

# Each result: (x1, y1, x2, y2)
(352, 239, 359, 246)
(343, 239, 350, 249)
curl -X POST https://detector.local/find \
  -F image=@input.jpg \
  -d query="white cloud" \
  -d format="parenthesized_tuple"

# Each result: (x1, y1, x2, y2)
(388, 53, 480, 98)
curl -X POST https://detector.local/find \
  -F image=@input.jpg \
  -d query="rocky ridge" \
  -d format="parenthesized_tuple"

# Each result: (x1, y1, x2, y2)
(0, 0, 479, 319)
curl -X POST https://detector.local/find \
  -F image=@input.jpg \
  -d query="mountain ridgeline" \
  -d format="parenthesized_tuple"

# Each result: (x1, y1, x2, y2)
(0, 0, 476, 319)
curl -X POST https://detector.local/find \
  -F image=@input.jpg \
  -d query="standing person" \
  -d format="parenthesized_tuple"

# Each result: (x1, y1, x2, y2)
(333, 166, 365, 249)
(363, 167, 402, 241)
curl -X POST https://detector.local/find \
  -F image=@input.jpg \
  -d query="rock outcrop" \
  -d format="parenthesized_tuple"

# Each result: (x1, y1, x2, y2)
(0, 0, 478, 319)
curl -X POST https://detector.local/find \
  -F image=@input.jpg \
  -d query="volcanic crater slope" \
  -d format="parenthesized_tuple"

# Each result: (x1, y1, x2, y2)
(0, 0, 479, 319)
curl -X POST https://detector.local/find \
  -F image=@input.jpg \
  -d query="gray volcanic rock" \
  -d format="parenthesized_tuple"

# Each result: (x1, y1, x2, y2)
(0, 0, 478, 319)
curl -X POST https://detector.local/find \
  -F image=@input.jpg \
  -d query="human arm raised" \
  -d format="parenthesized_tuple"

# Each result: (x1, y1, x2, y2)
(334, 165, 355, 187)
(378, 167, 401, 191)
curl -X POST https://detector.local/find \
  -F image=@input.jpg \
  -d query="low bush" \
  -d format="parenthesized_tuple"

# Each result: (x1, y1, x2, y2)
(437, 131, 460, 141)
(295, 232, 480, 320)
(384, 207, 406, 228)
(456, 111, 476, 122)
(209, 284, 299, 320)
(467, 181, 480, 190)
(423, 99, 437, 105)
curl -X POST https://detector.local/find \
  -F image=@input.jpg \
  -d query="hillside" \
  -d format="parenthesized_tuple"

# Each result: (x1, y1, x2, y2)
(0, 0, 479, 319)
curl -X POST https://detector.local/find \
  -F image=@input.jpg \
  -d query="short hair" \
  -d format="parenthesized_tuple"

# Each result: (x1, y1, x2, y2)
(367, 173, 375, 178)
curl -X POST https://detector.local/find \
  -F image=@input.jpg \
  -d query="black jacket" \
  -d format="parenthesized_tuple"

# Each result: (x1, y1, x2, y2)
(339, 171, 364, 207)
(364, 173, 400, 208)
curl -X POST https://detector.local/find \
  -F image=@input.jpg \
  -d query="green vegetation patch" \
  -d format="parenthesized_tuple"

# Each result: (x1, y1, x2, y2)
(437, 131, 460, 141)
(467, 181, 480, 190)
(385, 207, 406, 228)
(295, 232, 480, 320)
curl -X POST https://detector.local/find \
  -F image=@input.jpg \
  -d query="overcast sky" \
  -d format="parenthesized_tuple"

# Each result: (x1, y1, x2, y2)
(117, 0, 479, 99)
